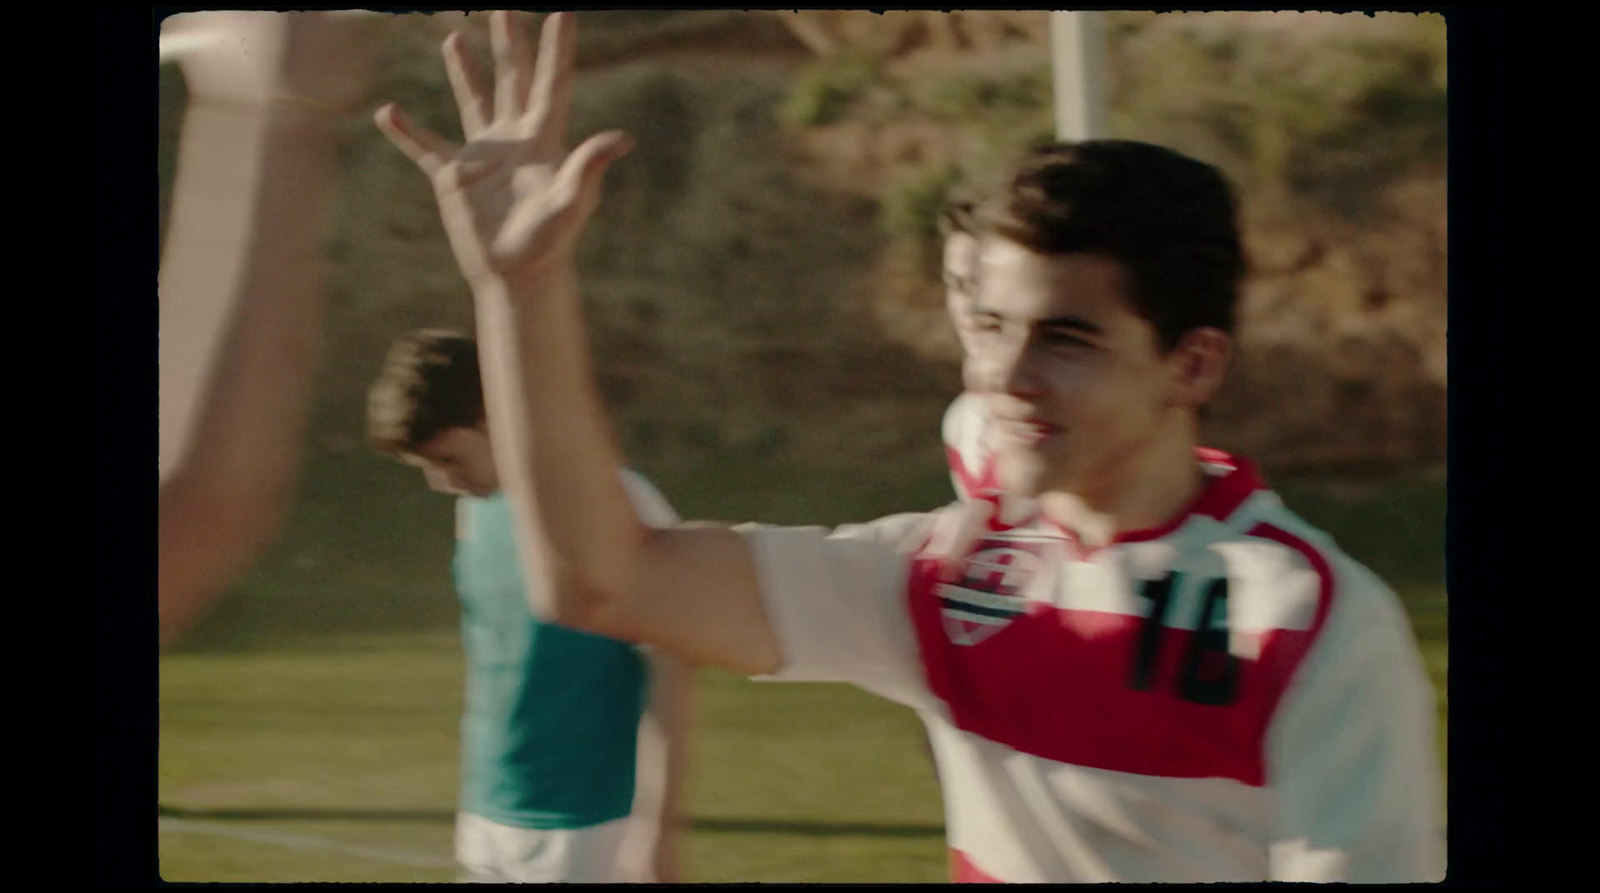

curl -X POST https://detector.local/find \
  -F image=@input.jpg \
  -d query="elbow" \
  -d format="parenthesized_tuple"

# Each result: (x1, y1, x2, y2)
(164, 459, 298, 548)
(523, 515, 655, 636)
(158, 471, 297, 651)
(161, 466, 294, 562)
(543, 569, 625, 635)
(545, 577, 601, 628)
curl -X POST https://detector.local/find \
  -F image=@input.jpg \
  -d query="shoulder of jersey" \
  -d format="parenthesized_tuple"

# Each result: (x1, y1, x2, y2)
(808, 511, 946, 561)
(1205, 487, 1403, 637)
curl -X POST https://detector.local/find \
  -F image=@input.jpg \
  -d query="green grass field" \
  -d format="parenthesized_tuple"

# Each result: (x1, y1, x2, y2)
(159, 447, 1446, 883)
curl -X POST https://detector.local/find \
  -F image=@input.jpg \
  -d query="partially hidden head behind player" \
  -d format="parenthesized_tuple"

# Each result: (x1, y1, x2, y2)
(939, 197, 983, 359)
(938, 195, 999, 502)
(366, 329, 501, 498)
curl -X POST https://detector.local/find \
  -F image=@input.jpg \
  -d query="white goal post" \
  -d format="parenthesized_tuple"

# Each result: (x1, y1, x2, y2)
(1049, 11, 1110, 141)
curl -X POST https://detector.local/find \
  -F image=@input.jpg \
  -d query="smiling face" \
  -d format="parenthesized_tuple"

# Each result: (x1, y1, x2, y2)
(963, 238, 1209, 501)
(953, 140, 1243, 508)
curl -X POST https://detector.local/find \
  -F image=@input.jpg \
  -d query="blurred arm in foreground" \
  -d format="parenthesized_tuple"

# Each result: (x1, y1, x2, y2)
(157, 11, 381, 650)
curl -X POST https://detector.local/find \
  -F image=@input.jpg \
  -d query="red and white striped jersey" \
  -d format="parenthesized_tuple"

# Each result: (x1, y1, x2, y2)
(740, 450, 1444, 883)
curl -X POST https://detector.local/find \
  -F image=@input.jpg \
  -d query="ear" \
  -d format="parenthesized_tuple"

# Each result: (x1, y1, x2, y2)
(1166, 327, 1232, 410)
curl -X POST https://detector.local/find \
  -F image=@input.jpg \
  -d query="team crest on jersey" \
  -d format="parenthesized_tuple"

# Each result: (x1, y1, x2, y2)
(936, 535, 1048, 646)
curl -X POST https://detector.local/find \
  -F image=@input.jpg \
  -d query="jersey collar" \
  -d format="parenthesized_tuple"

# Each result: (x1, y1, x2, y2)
(993, 448, 1267, 553)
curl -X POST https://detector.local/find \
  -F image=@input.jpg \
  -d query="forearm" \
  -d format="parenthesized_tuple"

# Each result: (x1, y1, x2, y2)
(157, 105, 345, 648)
(471, 263, 647, 627)
(162, 104, 343, 515)
(159, 101, 270, 481)
(158, 475, 257, 650)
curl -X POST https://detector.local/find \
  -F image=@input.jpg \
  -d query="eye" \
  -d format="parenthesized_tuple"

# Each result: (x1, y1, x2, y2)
(1041, 329, 1093, 350)
(970, 313, 1004, 334)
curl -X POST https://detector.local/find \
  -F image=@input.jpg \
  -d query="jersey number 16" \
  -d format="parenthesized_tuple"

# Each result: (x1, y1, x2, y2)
(1128, 573, 1239, 706)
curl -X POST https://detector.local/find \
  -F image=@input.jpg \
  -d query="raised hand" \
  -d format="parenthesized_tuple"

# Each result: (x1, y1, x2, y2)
(374, 11, 634, 288)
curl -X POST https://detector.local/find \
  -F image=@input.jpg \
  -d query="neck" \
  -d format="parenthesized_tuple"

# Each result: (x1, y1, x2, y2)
(1037, 422, 1203, 549)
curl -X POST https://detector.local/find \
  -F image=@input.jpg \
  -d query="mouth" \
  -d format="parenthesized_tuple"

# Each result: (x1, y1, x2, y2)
(994, 416, 1062, 447)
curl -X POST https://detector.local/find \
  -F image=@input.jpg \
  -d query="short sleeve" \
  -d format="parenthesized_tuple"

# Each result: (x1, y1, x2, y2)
(1266, 561, 1446, 882)
(618, 469, 680, 528)
(737, 513, 938, 710)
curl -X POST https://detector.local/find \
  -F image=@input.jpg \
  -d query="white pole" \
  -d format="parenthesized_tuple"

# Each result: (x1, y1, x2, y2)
(1049, 11, 1109, 141)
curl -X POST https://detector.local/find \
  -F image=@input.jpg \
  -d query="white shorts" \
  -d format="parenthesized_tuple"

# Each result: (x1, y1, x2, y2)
(454, 812, 641, 883)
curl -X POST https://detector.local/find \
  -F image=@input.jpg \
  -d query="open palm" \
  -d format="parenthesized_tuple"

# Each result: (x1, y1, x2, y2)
(375, 11, 633, 287)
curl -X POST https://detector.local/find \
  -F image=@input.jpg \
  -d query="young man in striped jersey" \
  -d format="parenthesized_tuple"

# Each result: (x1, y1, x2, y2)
(374, 11, 1443, 882)
(367, 330, 692, 883)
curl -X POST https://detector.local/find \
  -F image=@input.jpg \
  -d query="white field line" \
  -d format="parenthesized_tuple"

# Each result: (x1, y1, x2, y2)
(158, 817, 454, 868)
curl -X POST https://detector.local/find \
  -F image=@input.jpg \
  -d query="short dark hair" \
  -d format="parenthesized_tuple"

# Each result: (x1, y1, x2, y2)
(366, 329, 484, 457)
(978, 140, 1245, 353)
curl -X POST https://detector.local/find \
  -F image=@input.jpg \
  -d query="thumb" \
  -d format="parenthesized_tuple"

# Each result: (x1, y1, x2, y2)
(490, 131, 636, 268)
(557, 130, 636, 210)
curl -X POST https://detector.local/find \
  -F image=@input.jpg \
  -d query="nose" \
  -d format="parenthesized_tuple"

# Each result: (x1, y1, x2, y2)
(424, 467, 459, 495)
(1002, 342, 1046, 399)
(965, 332, 1043, 399)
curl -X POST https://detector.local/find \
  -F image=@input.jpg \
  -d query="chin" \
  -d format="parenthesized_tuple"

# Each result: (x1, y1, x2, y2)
(997, 453, 1048, 499)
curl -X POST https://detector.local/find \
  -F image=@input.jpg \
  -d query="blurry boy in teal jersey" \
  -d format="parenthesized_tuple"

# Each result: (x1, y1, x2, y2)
(368, 330, 691, 883)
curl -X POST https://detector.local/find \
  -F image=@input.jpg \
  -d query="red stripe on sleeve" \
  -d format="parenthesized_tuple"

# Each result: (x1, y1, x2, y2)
(950, 848, 1005, 883)
(1242, 522, 1340, 737)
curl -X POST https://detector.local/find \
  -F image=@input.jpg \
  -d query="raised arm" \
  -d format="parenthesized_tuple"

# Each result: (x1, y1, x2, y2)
(373, 11, 781, 673)
(158, 12, 380, 650)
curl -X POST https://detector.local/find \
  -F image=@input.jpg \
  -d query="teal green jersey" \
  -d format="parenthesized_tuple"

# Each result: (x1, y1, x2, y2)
(453, 490, 648, 830)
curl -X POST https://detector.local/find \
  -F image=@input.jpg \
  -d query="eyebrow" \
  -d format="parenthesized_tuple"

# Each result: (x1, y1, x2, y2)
(970, 306, 1105, 337)
(1039, 315, 1104, 336)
